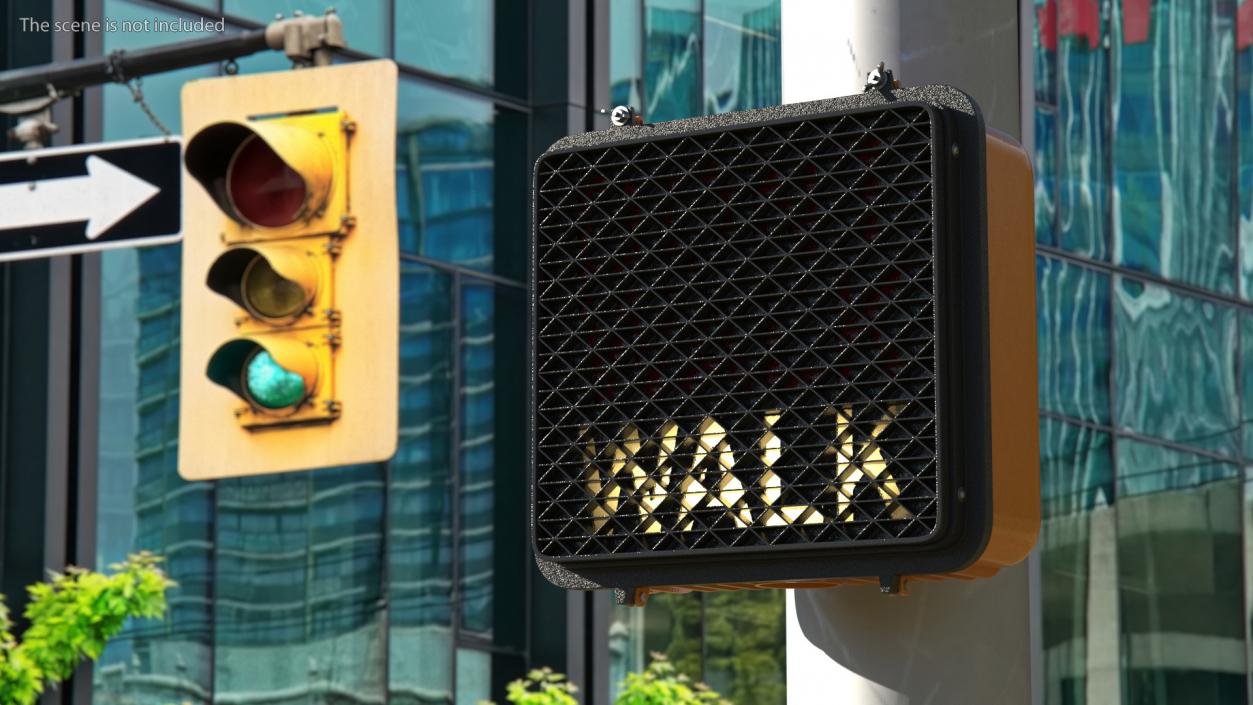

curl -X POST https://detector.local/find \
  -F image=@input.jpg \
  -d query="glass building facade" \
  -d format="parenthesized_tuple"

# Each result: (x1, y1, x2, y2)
(1034, 0, 1253, 702)
(0, 1, 790, 705)
(89, 1, 534, 704)
(603, 3, 786, 705)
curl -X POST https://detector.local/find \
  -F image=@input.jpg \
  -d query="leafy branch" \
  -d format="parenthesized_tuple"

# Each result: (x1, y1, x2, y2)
(482, 653, 730, 705)
(0, 552, 174, 705)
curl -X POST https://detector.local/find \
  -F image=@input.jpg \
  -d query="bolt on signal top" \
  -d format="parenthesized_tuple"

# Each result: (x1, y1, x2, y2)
(530, 80, 1038, 605)
(177, 60, 399, 482)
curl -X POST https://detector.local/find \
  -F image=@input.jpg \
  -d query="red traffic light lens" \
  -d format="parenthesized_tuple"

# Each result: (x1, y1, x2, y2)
(227, 135, 307, 228)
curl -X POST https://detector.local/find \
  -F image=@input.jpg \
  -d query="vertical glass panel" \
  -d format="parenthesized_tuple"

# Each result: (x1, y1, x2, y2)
(223, 0, 387, 56)
(1036, 106, 1059, 246)
(1112, 0, 1234, 293)
(1239, 0, 1253, 298)
(1114, 276, 1238, 456)
(1037, 256, 1111, 424)
(390, 263, 456, 705)
(1243, 312, 1253, 456)
(611, 0, 644, 109)
(455, 648, 491, 705)
(395, 0, 494, 87)
(1057, 0, 1109, 259)
(702, 0, 781, 114)
(397, 80, 496, 272)
(1035, 0, 1058, 104)
(94, 245, 212, 705)
(1117, 442, 1243, 703)
(645, 0, 702, 121)
(1039, 418, 1114, 705)
(213, 465, 386, 703)
(701, 590, 786, 705)
(607, 593, 703, 701)
(96, 8, 211, 694)
(457, 282, 527, 646)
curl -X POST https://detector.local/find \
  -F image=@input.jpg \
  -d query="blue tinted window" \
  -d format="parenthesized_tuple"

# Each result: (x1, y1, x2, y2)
(397, 80, 497, 272)
(611, 0, 644, 108)
(1035, 107, 1058, 246)
(1112, 0, 1234, 293)
(1057, 9, 1108, 259)
(1114, 277, 1239, 456)
(389, 263, 456, 705)
(458, 282, 526, 647)
(702, 0, 780, 114)
(1037, 256, 1111, 424)
(395, 0, 493, 86)
(1240, 2, 1253, 298)
(96, 8, 210, 701)
(644, 0, 702, 121)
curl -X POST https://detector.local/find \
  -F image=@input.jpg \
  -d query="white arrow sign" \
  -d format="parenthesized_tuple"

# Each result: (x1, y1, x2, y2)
(0, 155, 161, 240)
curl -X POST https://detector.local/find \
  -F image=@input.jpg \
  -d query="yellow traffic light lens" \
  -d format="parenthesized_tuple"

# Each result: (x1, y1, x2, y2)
(227, 135, 307, 227)
(243, 349, 307, 409)
(241, 254, 308, 320)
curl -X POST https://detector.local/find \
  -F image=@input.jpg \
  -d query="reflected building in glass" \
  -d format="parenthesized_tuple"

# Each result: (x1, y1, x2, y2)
(0, 2, 788, 705)
(1034, 0, 1253, 702)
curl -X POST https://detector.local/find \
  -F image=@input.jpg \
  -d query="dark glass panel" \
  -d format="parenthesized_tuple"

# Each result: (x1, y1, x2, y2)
(1117, 442, 1243, 704)
(457, 282, 527, 648)
(1038, 256, 1111, 424)
(1114, 277, 1238, 456)
(1112, 0, 1234, 293)
(644, 0, 702, 121)
(702, 0, 781, 114)
(389, 262, 455, 705)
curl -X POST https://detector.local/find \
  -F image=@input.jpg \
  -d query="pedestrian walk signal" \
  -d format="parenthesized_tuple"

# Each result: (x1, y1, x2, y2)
(530, 86, 1039, 603)
(178, 60, 399, 481)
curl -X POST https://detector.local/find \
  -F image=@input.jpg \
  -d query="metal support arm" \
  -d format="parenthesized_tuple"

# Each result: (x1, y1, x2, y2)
(0, 10, 345, 109)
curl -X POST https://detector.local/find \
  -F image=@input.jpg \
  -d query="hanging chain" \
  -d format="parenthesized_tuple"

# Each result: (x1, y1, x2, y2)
(104, 49, 171, 138)
(127, 78, 172, 138)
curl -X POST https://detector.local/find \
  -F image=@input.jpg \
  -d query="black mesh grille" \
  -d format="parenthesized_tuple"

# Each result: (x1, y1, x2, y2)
(534, 105, 941, 560)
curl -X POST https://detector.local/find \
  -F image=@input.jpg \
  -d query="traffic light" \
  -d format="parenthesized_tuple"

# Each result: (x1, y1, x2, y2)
(531, 86, 1038, 603)
(178, 60, 398, 481)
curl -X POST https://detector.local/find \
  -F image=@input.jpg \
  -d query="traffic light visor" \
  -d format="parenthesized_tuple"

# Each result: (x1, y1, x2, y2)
(207, 245, 320, 324)
(185, 120, 334, 228)
(206, 337, 320, 413)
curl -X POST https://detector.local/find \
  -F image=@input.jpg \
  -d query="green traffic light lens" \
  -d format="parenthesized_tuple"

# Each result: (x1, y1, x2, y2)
(241, 255, 307, 320)
(244, 349, 306, 409)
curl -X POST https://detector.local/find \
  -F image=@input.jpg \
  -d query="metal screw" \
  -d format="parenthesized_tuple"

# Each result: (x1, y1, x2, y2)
(609, 105, 638, 127)
(951, 143, 960, 158)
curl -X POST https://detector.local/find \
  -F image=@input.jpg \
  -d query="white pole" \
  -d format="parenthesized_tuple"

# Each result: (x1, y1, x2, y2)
(779, 2, 1036, 704)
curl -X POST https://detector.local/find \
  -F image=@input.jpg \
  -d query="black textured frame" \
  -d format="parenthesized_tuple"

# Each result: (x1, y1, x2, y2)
(531, 86, 992, 591)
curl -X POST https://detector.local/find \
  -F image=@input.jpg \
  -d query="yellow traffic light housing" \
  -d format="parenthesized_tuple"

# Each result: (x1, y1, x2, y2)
(178, 60, 398, 481)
